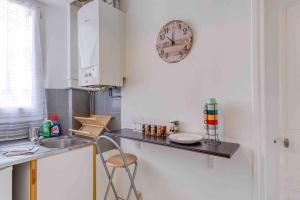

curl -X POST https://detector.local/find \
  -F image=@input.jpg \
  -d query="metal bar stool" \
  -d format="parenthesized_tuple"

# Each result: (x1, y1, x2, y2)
(96, 135, 139, 200)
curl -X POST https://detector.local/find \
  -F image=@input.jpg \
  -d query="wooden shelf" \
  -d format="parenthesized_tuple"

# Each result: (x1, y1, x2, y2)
(104, 129, 240, 159)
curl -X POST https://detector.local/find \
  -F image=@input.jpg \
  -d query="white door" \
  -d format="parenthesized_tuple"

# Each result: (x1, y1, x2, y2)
(276, 0, 300, 199)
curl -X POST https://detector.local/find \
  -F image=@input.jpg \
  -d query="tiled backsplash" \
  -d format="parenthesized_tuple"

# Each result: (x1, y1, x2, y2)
(95, 88, 121, 131)
(69, 89, 90, 130)
(45, 89, 70, 134)
(45, 88, 121, 135)
(95, 88, 121, 150)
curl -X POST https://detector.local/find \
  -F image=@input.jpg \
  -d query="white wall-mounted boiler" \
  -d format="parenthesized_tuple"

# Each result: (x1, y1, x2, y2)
(78, 0, 124, 87)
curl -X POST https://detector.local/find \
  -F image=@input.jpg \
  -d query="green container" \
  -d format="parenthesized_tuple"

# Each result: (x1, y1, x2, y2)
(207, 98, 217, 110)
(41, 121, 52, 138)
(208, 98, 217, 104)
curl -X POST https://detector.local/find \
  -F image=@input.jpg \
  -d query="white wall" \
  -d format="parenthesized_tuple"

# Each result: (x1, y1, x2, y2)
(44, 4, 68, 89)
(120, 0, 254, 199)
(67, 4, 80, 87)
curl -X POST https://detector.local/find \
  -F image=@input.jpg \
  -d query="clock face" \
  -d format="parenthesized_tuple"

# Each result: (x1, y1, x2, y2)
(156, 20, 193, 63)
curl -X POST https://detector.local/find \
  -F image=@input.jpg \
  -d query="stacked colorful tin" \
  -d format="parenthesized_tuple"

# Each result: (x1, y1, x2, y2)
(204, 98, 218, 140)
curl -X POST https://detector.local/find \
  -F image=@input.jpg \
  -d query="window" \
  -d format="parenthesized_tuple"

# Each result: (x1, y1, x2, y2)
(0, 1, 33, 108)
(0, 0, 46, 141)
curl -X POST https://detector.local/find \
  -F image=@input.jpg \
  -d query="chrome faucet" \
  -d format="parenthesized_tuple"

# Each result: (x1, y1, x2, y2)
(35, 136, 45, 145)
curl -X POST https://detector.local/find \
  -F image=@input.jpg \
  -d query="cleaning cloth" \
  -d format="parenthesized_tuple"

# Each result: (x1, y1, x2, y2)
(1, 144, 39, 157)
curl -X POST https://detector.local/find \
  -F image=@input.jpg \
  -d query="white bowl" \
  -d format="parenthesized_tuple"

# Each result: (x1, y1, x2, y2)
(168, 133, 202, 144)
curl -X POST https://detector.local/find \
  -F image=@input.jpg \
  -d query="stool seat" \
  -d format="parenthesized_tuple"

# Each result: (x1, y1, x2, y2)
(106, 153, 137, 168)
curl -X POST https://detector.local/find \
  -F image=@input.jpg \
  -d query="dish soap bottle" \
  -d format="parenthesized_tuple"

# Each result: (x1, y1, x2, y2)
(50, 115, 62, 137)
(40, 120, 52, 138)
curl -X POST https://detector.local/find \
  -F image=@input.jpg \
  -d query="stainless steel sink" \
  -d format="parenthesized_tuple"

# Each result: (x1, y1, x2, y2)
(39, 136, 89, 149)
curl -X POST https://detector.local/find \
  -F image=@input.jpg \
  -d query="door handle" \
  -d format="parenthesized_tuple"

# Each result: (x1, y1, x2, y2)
(284, 138, 289, 148)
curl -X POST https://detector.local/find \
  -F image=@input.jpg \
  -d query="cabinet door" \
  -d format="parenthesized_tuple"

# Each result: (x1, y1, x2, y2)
(37, 146, 93, 200)
(0, 167, 12, 200)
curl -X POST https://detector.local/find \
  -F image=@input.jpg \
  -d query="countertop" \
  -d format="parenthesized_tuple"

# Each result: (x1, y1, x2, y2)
(104, 129, 240, 158)
(0, 137, 94, 170)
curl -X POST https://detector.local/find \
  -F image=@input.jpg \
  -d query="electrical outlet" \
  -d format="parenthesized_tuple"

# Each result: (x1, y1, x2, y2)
(137, 191, 143, 200)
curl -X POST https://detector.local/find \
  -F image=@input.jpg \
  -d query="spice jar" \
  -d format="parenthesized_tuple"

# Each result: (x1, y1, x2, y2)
(157, 125, 167, 136)
(142, 124, 146, 134)
(150, 125, 157, 136)
(145, 124, 151, 135)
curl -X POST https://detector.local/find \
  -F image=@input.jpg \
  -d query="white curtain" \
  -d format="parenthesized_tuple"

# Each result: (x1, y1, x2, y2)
(0, 0, 46, 141)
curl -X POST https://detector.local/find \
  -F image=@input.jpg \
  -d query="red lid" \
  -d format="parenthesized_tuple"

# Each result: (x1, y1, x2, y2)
(50, 115, 58, 121)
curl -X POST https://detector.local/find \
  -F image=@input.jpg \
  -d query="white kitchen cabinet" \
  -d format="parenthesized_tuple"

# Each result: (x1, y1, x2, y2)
(37, 146, 93, 200)
(14, 146, 94, 200)
(0, 167, 12, 200)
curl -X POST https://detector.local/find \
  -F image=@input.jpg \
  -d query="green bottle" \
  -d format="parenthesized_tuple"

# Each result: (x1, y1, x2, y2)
(41, 121, 52, 138)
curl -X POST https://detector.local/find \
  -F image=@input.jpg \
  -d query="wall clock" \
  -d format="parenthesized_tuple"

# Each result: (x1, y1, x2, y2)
(156, 20, 193, 63)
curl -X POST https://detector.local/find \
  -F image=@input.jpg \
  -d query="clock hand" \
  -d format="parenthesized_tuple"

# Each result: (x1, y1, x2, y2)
(172, 29, 175, 44)
(166, 36, 175, 45)
(166, 36, 172, 42)
(167, 37, 176, 46)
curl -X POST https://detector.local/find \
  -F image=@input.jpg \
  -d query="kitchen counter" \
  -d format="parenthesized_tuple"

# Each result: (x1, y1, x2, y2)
(104, 129, 240, 158)
(0, 137, 94, 170)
